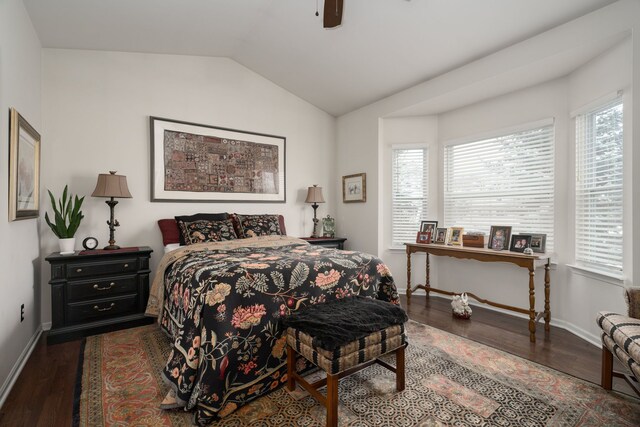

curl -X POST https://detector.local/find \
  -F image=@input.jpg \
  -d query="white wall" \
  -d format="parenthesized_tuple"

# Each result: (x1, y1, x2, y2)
(337, 0, 640, 345)
(40, 49, 337, 324)
(0, 0, 42, 405)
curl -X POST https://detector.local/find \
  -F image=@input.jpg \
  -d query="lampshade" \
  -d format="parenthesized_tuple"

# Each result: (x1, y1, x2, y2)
(91, 171, 132, 198)
(305, 185, 325, 204)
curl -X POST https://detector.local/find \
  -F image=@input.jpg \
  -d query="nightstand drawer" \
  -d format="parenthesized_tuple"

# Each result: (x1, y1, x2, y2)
(67, 295, 137, 324)
(67, 258, 138, 278)
(67, 275, 137, 301)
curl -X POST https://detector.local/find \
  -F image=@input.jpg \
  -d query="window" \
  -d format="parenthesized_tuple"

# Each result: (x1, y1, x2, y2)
(444, 123, 555, 250)
(391, 146, 429, 247)
(575, 97, 623, 276)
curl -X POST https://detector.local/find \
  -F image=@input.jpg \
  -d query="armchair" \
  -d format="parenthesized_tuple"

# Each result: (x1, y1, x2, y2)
(596, 286, 640, 396)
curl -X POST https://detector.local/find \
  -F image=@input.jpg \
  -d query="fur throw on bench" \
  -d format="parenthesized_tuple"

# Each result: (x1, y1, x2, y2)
(281, 296, 408, 350)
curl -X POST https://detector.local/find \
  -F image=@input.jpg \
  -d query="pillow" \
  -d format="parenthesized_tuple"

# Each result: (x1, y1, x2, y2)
(158, 219, 181, 246)
(178, 218, 238, 245)
(175, 213, 229, 245)
(233, 214, 283, 238)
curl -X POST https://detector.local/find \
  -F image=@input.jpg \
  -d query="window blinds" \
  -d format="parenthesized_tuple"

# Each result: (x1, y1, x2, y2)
(444, 125, 555, 251)
(575, 97, 623, 275)
(392, 147, 429, 247)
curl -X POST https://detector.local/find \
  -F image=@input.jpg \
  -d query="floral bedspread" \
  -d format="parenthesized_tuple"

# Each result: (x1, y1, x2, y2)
(150, 236, 399, 425)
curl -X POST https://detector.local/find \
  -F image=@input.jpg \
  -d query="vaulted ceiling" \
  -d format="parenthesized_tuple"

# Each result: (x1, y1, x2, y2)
(24, 0, 616, 116)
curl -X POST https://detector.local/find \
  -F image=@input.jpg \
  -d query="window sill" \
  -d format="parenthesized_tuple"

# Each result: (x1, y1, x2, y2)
(566, 264, 625, 286)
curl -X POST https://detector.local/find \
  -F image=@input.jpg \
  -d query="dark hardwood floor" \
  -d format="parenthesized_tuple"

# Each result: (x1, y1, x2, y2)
(0, 294, 636, 426)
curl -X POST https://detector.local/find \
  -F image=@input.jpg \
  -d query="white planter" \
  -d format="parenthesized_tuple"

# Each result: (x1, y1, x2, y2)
(59, 237, 76, 255)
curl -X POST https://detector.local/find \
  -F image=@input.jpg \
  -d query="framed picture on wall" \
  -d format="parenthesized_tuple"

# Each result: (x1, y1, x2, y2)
(150, 116, 286, 202)
(342, 173, 366, 203)
(9, 108, 41, 221)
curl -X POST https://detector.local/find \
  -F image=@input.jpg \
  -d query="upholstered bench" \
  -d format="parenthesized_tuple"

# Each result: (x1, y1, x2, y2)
(597, 286, 640, 396)
(282, 296, 408, 427)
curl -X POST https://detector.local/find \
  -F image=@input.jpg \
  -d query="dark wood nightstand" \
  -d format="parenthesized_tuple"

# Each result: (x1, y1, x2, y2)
(301, 237, 347, 250)
(45, 246, 154, 344)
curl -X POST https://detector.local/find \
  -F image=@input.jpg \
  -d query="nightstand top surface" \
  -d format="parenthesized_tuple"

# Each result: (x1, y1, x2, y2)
(46, 246, 152, 261)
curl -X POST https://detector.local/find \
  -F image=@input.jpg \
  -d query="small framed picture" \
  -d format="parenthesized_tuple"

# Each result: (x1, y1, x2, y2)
(416, 231, 431, 244)
(419, 221, 438, 242)
(342, 173, 366, 203)
(529, 234, 547, 253)
(448, 227, 464, 246)
(434, 227, 448, 244)
(510, 234, 532, 252)
(488, 226, 512, 250)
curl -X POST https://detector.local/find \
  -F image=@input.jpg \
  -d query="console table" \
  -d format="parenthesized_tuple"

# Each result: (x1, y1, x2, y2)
(405, 243, 551, 343)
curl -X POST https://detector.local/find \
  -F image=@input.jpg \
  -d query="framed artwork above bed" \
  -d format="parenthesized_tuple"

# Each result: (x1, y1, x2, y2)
(150, 117, 286, 203)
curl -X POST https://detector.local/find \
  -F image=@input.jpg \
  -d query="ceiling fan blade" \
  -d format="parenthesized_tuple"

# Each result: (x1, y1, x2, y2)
(323, 0, 343, 28)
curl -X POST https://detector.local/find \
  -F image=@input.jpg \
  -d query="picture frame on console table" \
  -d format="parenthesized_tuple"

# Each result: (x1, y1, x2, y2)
(150, 116, 286, 203)
(528, 233, 546, 253)
(434, 227, 448, 244)
(488, 225, 512, 250)
(419, 220, 438, 242)
(510, 234, 532, 253)
(9, 108, 41, 221)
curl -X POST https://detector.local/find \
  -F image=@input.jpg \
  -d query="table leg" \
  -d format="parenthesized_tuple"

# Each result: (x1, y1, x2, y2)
(544, 260, 551, 332)
(528, 267, 536, 343)
(406, 248, 412, 304)
(425, 253, 430, 300)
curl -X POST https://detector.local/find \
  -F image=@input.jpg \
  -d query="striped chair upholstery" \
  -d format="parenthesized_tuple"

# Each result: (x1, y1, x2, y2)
(597, 286, 640, 394)
(285, 297, 407, 427)
(287, 323, 406, 375)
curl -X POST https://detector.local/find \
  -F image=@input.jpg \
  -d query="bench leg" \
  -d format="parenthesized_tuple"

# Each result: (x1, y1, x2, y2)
(286, 344, 296, 392)
(396, 345, 405, 392)
(326, 373, 338, 427)
(602, 345, 613, 390)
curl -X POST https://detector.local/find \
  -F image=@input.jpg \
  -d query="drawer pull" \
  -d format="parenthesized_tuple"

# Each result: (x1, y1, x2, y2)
(93, 282, 115, 291)
(124, 263, 129, 268)
(93, 303, 115, 312)
(76, 268, 83, 273)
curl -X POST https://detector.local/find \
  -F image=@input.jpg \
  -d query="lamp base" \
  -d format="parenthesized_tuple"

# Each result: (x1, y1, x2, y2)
(103, 244, 121, 250)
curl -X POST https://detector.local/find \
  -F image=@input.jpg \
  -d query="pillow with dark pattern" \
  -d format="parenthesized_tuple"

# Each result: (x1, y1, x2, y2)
(174, 213, 228, 245)
(177, 218, 238, 245)
(234, 214, 282, 238)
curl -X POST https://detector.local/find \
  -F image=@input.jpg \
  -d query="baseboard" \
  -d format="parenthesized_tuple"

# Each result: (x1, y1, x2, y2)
(42, 322, 52, 331)
(398, 290, 602, 348)
(0, 325, 43, 409)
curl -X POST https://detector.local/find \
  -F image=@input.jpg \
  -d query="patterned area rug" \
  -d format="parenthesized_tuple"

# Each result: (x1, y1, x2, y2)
(74, 321, 640, 426)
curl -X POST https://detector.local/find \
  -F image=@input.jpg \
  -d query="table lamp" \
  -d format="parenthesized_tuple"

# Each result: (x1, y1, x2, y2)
(91, 171, 132, 250)
(305, 185, 325, 238)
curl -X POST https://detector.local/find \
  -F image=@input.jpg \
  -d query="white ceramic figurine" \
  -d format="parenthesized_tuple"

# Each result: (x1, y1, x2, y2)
(451, 293, 472, 319)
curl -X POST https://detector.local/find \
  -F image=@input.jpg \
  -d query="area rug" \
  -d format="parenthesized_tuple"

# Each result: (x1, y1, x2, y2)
(74, 321, 640, 426)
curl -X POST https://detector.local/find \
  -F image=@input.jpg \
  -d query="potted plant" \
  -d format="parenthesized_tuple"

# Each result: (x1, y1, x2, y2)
(45, 185, 85, 254)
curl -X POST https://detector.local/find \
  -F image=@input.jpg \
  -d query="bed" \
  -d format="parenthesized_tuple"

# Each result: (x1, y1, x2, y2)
(146, 215, 400, 425)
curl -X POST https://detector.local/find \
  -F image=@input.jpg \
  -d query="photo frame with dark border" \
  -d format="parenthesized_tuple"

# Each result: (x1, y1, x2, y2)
(150, 116, 286, 202)
(488, 225, 512, 250)
(419, 220, 438, 242)
(529, 233, 547, 253)
(434, 227, 448, 244)
(510, 234, 532, 252)
(342, 173, 366, 203)
(9, 108, 41, 221)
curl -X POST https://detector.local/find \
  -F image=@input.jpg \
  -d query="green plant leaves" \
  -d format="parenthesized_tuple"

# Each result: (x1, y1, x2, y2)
(45, 185, 84, 239)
